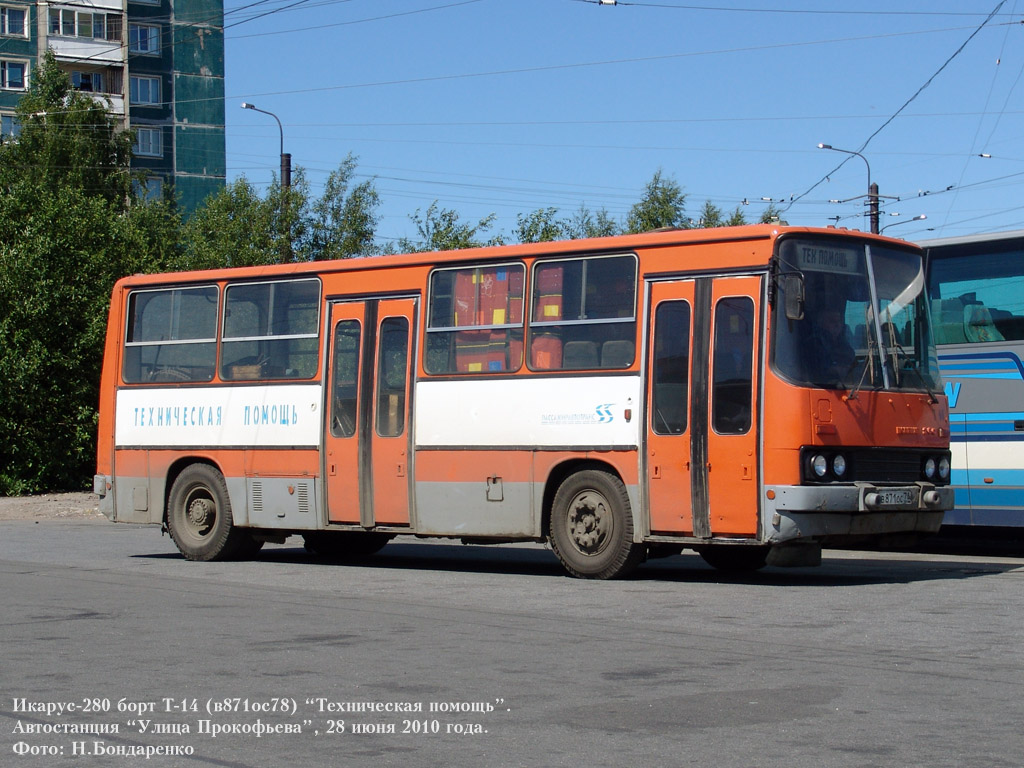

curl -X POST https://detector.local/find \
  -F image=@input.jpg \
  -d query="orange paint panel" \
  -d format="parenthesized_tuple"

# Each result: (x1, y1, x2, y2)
(416, 451, 535, 483)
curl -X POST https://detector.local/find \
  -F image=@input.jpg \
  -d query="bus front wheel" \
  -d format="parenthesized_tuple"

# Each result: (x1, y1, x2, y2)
(549, 470, 645, 579)
(167, 464, 247, 561)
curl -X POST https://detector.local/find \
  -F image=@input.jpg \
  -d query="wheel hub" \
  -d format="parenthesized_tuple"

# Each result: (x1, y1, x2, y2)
(186, 497, 214, 529)
(568, 492, 609, 554)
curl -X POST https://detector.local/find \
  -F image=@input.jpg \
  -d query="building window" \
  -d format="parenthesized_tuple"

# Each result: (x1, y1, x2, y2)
(0, 59, 26, 90)
(129, 23, 160, 54)
(133, 127, 162, 157)
(71, 71, 104, 94)
(129, 75, 160, 105)
(1, 112, 20, 140)
(1, 6, 27, 37)
(49, 8, 121, 40)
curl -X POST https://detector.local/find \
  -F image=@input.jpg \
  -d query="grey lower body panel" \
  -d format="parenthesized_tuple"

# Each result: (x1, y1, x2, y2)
(764, 483, 952, 544)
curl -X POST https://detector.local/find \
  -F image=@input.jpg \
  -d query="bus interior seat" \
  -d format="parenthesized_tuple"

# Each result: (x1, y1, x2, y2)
(562, 341, 599, 369)
(530, 333, 563, 370)
(600, 340, 635, 368)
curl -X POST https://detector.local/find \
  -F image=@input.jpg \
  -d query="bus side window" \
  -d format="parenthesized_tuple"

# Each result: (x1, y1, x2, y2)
(712, 297, 754, 435)
(376, 317, 409, 437)
(331, 321, 360, 438)
(529, 254, 637, 371)
(652, 301, 690, 435)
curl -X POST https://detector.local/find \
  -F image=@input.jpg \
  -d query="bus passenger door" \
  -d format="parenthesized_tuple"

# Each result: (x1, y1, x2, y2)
(705, 277, 761, 536)
(325, 298, 416, 527)
(646, 280, 696, 534)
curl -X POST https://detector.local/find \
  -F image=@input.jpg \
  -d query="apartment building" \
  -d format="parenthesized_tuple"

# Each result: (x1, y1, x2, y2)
(0, 0, 225, 212)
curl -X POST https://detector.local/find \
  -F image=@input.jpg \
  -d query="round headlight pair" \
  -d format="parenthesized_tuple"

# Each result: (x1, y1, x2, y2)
(811, 453, 847, 479)
(924, 455, 951, 481)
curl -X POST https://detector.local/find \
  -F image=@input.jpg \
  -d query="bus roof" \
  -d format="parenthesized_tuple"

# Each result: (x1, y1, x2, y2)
(113, 223, 916, 288)
(918, 229, 1024, 249)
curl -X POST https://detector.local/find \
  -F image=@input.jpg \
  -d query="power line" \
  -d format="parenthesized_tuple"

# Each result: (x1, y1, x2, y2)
(783, 1, 1008, 215)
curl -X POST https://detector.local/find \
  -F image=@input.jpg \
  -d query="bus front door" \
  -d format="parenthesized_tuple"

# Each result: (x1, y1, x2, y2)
(325, 298, 416, 527)
(646, 276, 761, 538)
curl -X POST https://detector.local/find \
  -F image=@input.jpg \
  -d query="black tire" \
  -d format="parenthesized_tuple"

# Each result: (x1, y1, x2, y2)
(303, 531, 393, 560)
(548, 470, 645, 579)
(697, 545, 768, 572)
(166, 464, 246, 561)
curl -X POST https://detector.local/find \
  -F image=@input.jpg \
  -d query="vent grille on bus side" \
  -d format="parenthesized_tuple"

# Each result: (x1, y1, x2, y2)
(251, 481, 264, 515)
(297, 483, 311, 515)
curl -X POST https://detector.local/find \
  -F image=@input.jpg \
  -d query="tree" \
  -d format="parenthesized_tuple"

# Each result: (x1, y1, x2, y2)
(181, 177, 281, 269)
(516, 207, 563, 243)
(310, 154, 381, 260)
(561, 204, 620, 240)
(759, 202, 783, 224)
(697, 200, 748, 228)
(396, 202, 503, 253)
(625, 169, 687, 233)
(0, 52, 182, 493)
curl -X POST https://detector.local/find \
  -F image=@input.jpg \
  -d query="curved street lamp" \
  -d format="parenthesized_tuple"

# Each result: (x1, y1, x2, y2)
(818, 143, 879, 234)
(241, 102, 290, 189)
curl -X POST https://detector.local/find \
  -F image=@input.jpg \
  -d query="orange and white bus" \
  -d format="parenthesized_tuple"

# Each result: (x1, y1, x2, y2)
(94, 224, 954, 578)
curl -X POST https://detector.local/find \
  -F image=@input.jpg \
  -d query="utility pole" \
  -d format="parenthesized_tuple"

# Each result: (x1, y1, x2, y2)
(819, 144, 889, 235)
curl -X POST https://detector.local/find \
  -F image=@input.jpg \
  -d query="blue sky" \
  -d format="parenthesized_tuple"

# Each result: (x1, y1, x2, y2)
(223, 0, 1024, 246)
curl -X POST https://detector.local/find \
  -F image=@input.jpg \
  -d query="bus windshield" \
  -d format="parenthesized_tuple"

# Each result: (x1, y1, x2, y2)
(772, 237, 941, 394)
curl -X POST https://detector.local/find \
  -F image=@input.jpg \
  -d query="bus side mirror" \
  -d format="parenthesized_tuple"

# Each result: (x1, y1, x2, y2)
(783, 275, 805, 320)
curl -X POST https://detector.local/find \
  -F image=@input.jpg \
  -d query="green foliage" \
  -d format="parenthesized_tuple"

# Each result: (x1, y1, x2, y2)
(697, 200, 748, 228)
(182, 156, 382, 266)
(0, 52, 181, 494)
(516, 204, 620, 243)
(516, 207, 563, 243)
(396, 202, 503, 253)
(181, 177, 281, 269)
(625, 169, 687, 233)
(759, 202, 783, 224)
(562, 204, 620, 240)
(310, 154, 382, 260)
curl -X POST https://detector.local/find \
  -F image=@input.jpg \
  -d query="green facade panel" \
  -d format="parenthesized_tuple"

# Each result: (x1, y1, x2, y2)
(175, 123, 225, 176)
(172, 25, 223, 77)
(176, 174, 225, 213)
(173, 0, 223, 26)
(173, 72, 224, 127)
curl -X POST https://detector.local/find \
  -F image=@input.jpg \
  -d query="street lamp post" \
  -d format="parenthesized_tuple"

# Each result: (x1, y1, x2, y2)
(241, 102, 292, 259)
(880, 214, 927, 235)
(241, 102, 290, 189)
(818, 143, 879, 235)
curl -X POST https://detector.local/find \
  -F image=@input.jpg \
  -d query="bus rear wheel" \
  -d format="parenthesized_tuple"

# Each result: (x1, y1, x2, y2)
(549, 470, 645, 579)
(167, 464, 246, 561)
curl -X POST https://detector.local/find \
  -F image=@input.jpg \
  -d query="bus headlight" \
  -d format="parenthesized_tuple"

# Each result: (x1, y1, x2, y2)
(924, 457, 936, 480)
(938, 457, 950, 481)
(812, 454, 828, 478)
(832, 454, 847, 478)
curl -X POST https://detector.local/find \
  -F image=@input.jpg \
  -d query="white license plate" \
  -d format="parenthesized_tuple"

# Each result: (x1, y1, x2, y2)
(877, 490, 915, 506)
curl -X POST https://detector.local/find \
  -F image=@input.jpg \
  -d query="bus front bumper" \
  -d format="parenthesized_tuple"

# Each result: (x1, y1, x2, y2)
(763, 483, 953, 544)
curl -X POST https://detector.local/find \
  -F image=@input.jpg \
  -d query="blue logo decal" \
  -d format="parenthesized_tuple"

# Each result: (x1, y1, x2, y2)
(944, 381, 961, 408)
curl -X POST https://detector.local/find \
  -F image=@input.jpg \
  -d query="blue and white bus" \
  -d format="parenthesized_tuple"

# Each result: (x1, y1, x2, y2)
(923, 230, 1024, 533)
